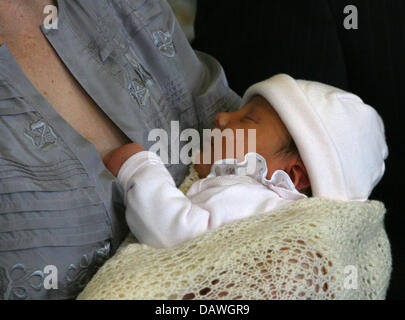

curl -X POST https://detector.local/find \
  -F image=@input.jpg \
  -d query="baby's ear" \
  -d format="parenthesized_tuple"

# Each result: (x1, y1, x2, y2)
(288, 158, 311, 192)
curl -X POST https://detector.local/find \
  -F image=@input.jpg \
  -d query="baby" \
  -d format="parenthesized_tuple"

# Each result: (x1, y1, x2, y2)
(104, 74, 388, 249)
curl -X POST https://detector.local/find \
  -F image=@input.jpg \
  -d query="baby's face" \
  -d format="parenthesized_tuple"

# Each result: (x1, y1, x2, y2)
(195, 95, 293, 178)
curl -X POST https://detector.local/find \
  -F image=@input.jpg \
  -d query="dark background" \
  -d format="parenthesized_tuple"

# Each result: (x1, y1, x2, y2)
(192, 0, 404, 299)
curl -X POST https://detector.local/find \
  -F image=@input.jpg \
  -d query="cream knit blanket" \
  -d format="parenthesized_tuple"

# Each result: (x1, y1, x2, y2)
(77, 166, 392, 300)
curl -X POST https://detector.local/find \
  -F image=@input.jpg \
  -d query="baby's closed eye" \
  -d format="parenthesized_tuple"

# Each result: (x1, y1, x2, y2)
(243, 110, 259, 123)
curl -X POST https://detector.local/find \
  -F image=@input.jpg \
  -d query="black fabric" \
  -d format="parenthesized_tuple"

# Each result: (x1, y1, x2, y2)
(192, 0, 405, 299)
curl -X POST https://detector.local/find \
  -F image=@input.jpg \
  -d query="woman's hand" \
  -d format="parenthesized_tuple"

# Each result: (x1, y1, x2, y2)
(103, 142, 146, 177)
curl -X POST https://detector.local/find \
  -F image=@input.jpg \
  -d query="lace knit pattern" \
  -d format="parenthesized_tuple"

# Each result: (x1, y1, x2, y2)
(77, 166, 392, 300)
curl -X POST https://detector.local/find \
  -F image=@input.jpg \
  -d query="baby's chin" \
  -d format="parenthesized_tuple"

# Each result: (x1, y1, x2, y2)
(192, 149, 214, 178)
(194, 162, 212, 179)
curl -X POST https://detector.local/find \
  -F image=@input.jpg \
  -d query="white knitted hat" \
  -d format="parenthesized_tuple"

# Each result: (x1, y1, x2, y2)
(240, 74, 389, 201)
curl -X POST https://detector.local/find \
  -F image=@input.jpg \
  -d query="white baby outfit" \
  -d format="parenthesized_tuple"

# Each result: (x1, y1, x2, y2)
(117, 74, 388, 249)
(118, 152, 305, 249)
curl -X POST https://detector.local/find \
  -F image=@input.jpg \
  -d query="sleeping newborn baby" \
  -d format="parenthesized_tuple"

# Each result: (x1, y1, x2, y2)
(104, 74, 388, 249)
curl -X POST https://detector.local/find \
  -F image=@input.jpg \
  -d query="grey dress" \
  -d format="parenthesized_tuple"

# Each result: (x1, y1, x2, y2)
(0, 0, 240, 299)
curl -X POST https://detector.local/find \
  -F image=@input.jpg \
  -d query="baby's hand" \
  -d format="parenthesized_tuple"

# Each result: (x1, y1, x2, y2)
(103, 142, 145, 177)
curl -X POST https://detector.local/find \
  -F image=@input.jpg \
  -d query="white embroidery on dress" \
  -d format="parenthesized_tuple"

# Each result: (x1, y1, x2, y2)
(0, 242, 111, 299)
(65, 241, 111, 291)
(152, 30, 176, 57)
(24, 119, 58, 151)
(0, 264, 44, 300)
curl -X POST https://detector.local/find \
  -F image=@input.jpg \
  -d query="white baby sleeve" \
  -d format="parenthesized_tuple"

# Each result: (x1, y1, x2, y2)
(117, 151, 212, 249)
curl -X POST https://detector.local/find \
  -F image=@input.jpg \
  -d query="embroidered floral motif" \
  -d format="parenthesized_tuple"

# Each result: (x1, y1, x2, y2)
(0, 242, 111, 299)
(128, 79, 151, 106)
(152, 30, 176, 57)
(125, 52, 153, 87)
(24, 119, 58, 151)
(91, 5, 160, 107)
(0, 264, 44, 300)
(65, 241, 111, 291)
(93, 13, 155, 106)
(124, 51, 154, 106)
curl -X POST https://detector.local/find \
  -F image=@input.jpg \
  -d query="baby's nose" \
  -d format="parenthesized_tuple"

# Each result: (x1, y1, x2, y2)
(214, 112, 230, 129)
